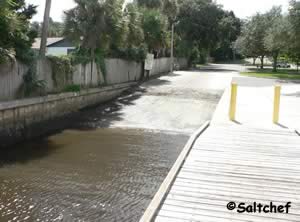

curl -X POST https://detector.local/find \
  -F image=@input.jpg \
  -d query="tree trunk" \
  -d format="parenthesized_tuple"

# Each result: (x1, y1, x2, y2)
(297, 62, 299, 73)
(40, 0, 52, 57)
(272, 52, 279, 72)
(260, 56, 264, 69)
(253, 57, 257, 65)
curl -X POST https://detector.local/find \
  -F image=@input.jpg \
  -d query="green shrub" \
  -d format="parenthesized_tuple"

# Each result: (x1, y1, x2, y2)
(108, 45, 147, 62)
(64, 84, 81, 92)
(20, 62, 46, 97)
(47, 56, 73, 90)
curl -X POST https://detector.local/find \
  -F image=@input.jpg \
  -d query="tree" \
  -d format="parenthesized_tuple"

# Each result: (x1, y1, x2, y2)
(64, 0, 127, 53)
(125, 3, 145, 48)
(287, 0, 300, 71)
(104, 0, 127, 51)
(134, 0, 172, 57)
(0, 0, 37, 63)
(64, 0, 108, 52)
(247, 13, 269, 69)
(31, 18, 64, 38)
(264, 12, 288, 72)
(142, 9, 169, 57)
(48, 18, 63, 37)
(177, 0, 223, 50)
(212, 11, 241, 61)
(235, 12, 271, 69)
(163, 0, 179, 23)
(136, 0, 162, 9)
(175, 0, 225, 63)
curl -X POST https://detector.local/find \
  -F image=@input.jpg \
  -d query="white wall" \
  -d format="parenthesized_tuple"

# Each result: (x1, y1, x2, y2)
(105, 59, 142, 85)
(150, 58, 171, 76)
(0, 57, 188, 101)
(46, 47, 75, 56)
(0, 61, 28, 101)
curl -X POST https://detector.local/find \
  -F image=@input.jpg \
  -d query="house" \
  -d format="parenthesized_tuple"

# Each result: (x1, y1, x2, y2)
(32, 37, 76, 56)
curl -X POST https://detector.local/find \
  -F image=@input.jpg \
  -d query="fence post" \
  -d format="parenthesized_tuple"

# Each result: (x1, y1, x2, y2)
(229, 82, 238, 121)
(273, 85, 281, 123)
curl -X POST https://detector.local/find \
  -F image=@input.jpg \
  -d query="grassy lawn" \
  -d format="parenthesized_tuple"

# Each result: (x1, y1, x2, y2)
(241, 68, 300, 80)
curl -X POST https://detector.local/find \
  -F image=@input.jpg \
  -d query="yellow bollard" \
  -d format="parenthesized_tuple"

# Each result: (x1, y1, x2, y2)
(273, 85, 281, 123)
(229, 82, 238, 121)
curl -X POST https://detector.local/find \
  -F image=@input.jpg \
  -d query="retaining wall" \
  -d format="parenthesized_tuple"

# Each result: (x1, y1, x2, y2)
(0, 82, 134, 147)
(150, 58, 171, 76)
(105, 59, 143, 84)
(0, 61, 28, 101)
(0, 57, 188, 101)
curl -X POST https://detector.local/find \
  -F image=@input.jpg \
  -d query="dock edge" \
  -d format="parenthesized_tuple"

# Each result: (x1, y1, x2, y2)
(139, 121, 210, 222)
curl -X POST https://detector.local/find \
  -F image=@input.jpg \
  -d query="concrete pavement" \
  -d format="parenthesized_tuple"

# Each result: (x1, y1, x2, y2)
(212, 76, 300, 132)
(108, 65, 239, 133)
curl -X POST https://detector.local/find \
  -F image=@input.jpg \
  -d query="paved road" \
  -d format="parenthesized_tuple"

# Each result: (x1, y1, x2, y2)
(92, 64, 239, 134)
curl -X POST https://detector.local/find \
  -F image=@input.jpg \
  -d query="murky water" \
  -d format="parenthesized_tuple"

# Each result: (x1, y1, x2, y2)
(0, 128, 188, 221)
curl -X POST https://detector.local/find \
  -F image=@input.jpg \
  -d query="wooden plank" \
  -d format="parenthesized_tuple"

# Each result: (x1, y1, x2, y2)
(174, 178, 300, 195)
(171, 182, 299, 199)
(143, 124, 300, 222)
(181, 167, 300, 181)
(161, 201, 300, 221)
(163, 194, 300, 215)
(176, 173, 300, 192)
(164, 199, 300, 220)
(155, 215, 190, 222)
(170, 186, 300, 205)
(139, 121, 210, 222)
(158, 209, 244, 222)
(183, 163, 300, 176)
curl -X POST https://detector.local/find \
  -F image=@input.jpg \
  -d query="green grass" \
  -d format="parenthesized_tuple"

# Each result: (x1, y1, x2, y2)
(241, 68, 300, 80)
(196, 64, 206, 68)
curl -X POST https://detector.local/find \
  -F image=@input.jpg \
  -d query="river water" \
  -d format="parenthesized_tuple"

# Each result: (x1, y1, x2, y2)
(0, 68, 234, 221)
(0, 128, 188, 221)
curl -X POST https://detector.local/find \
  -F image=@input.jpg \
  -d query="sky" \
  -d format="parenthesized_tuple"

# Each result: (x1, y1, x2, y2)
(26, 0, 290, 22)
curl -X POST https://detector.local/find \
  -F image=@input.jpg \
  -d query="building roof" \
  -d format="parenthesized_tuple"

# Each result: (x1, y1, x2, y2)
(32, 37, 65, 49)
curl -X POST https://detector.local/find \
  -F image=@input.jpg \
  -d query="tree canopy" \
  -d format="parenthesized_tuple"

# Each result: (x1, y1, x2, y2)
(0, 0, 37, 63)
(235, 2, 300, 71)
(31, 18, 64, 38)
(287, 0, 300, 69)
(0, 0, 247, 65)
(62, 0, 241, 62)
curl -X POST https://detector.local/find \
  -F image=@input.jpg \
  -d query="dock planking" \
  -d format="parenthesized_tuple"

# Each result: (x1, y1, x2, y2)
(141, 124, 300, 222)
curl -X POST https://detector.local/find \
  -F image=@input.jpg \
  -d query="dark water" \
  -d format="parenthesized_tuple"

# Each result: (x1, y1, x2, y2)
(0, 128, 188, 221)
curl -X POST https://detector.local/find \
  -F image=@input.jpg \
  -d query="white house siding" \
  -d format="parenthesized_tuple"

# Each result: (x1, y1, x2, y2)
(46, 47, 75, 56)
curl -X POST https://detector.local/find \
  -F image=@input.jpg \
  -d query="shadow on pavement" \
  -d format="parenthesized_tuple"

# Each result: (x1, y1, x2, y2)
(282, 91, 300, 97)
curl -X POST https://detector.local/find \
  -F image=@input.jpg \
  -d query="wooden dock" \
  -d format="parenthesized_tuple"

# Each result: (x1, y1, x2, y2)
(140, 123, 300, 222)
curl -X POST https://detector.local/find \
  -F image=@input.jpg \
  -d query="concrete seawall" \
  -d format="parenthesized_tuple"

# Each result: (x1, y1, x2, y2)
(0, 58, 188, 101)
(0, 82, 134, 147)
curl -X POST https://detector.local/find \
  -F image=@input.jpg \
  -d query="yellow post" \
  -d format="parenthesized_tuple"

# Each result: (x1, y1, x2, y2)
(273, 85, 281, 123)
(229, 82, 238, 121)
